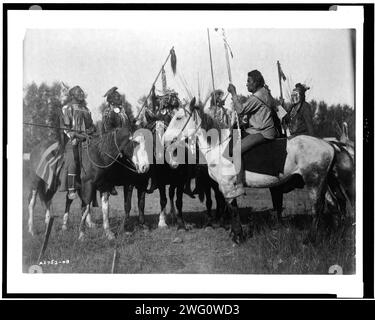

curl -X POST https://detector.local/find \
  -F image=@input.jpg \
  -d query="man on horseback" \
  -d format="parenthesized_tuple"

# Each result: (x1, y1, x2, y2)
(227, 70, 279, 198)
(101, 86, 130, 195)
(283, 83, 314, 136)
(59, 85, 96, 200)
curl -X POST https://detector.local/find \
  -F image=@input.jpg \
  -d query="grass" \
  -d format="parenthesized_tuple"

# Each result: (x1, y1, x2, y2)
(23, 162, 355, 274)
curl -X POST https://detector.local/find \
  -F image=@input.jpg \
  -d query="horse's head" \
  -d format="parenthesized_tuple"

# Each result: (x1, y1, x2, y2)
(116, 128, 150, 174)
(130, 135, 150, 174)
(162, 98, 199, 169)
(163, 97, 198, 145)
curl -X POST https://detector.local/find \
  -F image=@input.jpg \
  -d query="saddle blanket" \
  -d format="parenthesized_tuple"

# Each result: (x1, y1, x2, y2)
(242, 138, 287, 176)
(227, 134, 288, 177)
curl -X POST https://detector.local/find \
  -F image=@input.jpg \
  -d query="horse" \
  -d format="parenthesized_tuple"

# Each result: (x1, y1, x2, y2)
(76, 127, 149, 240)
(142, 109, 194, 230)
(163, 98, 341, 243)
(27, 127, 149, 241)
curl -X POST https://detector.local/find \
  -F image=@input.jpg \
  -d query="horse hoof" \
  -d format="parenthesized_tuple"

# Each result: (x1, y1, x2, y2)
(28, 229, 35, 237)
(177, 225, 188, 232)
(105, 230, 115, 241)
(185, 223, 194, 230)
(158, 221, 168, 228)
(62, 224, 68, 232)
(86, 222, 97, 229)
(230, 230, 245, 245)
(78, 232, 86, 242)
(139, 224, 149, 231)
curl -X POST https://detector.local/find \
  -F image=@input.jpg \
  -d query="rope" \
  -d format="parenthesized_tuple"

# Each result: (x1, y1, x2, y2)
(84, 130, 138, 173)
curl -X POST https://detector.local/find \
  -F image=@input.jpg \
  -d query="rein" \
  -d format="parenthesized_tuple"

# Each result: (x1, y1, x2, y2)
(172, 107, 240, 155)
(85, 129, 139, 173)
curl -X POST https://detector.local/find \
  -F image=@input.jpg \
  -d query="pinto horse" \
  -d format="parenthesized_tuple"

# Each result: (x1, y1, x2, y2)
(142, 110, 194, 230)
(163, 99, 342, 243)
(77, 127, 149, 240)
(27, 128, 149, 240)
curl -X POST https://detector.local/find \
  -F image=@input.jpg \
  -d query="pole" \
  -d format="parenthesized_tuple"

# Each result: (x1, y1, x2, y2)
(207, 29, 217, 110)
(277, 60, 284, 102)
(23, 122, 83, 133)
(222, 29, 232, 84)
(135, 47, 175, 120)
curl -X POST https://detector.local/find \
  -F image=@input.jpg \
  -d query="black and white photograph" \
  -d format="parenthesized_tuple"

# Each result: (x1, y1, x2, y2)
(4, 4, 371, 298)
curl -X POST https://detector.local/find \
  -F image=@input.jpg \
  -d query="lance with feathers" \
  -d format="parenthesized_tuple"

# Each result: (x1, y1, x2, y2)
(135, 47, 177, 120)
(216, 28, 233, 84)
(277, 60, 286, 104)
(24, 122, 85, 133)
(207, 29, 217, 114)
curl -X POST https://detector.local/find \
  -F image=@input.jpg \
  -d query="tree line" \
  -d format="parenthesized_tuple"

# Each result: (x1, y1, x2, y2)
(23, 82, 355, 153)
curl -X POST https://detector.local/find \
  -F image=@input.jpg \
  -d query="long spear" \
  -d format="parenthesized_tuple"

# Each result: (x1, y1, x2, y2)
(135, 47, 177, 120)
(277, 60, 286, 104)
(23, 122, 83, 133)
(207, 29, 217, 110)
(217, 28, 233, 84)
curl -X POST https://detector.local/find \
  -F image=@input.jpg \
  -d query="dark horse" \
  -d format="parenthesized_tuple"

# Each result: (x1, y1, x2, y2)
(142, 110, 194, 230)
(146, 109, 228, 230)
(27, 127, 149, 241)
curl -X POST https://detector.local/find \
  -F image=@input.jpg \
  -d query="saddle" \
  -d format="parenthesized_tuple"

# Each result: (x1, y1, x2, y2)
(243, 137, 287, 176)
(227, 133, 288, 177)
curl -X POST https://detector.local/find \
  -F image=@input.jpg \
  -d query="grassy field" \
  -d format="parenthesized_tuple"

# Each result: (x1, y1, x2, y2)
(23, 163, 355, 274)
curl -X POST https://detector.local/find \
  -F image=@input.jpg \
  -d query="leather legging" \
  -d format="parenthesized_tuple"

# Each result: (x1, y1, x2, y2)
(240, 133, 267, 154)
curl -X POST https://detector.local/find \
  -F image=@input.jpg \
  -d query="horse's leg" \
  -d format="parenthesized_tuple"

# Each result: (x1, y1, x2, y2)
(137, 186, 147, 228)
(101, 191, 115, 240)
(270, 186, 284, 224)
(158, 185, 168, 228)
(78, 204, 90, 241)
(62, 193, 73, 231)
(121, 184, 132, 232)
(212, 182, 227, 228)
(176, 183, 187, 230)
(168, 184, 177, 221)
(84, 187, 96, 229)
(228, 198, 245, 244)
(305, 182, 328, 244)
(27, 189, 38, 236)
(44, 199, 52, 226)
(204, 185, 214, 228)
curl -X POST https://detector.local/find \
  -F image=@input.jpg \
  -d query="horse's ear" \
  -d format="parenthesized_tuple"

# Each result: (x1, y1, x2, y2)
(189, 97, 196, 112)
(61, 81, 69, 90)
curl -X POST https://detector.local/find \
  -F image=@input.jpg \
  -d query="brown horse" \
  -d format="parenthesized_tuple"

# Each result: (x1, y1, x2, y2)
(27, 128, 149, 240)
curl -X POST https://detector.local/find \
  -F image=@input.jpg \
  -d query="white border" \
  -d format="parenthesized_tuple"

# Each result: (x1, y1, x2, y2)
(6, 6, 364, 297)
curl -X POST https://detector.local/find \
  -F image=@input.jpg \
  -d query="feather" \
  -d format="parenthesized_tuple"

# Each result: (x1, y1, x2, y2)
(170, 48, 177, 75)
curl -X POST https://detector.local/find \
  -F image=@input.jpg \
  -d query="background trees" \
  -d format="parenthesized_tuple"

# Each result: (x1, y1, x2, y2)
(23, 83, 355, 153)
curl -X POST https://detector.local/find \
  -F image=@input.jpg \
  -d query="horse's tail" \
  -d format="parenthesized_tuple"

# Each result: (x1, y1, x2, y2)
(326, 140, 355, 215)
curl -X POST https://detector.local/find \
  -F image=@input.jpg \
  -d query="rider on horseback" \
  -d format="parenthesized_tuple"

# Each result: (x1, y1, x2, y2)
(227, 70, 279, 199)
(283, 83, 314, 137)
(59, 85, 96, 200)
(101, 86, 130, 195)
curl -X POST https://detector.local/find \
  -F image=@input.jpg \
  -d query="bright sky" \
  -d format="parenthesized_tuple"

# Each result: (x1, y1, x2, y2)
(24, 28, 355, 121)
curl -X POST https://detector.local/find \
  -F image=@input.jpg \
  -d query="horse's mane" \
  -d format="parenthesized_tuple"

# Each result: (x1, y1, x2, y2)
(196, 107, 228, 132)
(89, 129, 124, 160)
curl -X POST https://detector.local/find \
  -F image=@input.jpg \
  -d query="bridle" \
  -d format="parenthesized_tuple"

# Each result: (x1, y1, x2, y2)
(85, 129, 139, 173)
(172, 107, 202, 147)
(169, 106, 241, 156)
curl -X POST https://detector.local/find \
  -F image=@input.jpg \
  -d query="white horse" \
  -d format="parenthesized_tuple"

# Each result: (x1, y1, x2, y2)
(163, 99, 337, 243)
